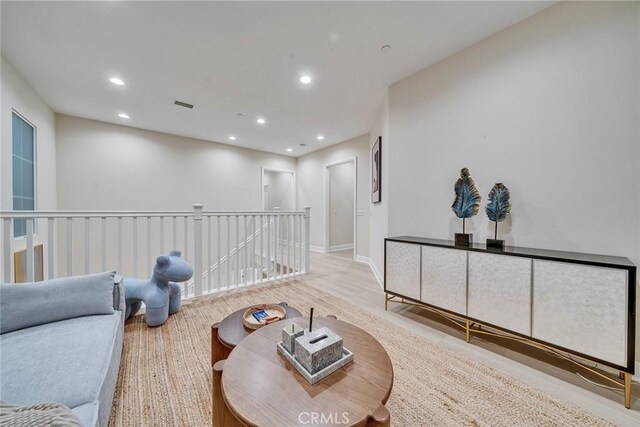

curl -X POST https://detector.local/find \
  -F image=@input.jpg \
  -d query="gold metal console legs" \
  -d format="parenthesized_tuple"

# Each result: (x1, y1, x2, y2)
(624, 372, 632, 409)
(386, 293, 634, 409)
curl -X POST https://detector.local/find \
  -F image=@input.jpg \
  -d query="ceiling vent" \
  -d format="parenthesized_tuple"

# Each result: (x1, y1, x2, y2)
(174, 100, 194, 109)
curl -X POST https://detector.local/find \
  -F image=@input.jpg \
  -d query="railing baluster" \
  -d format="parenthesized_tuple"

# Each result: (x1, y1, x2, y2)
(251, 216, 256, 283)
(183, 215, 189, 297)
(117, 217, 123, 274)
(159, 217, 165, 254)
(67, 217, 73, 276)
(2, 219, 13, 282)
(48, 218, 55, 279)
(304, 207, 311, 273)
(26, 217, 34, 282)
(147, 216, 152, 271)
(208, 216, 212, 293)
(287, 215, 291, 276)
(216, 216, 221, 291)
(84, 217, 91, 274)
(266, 215, 271, 281)
(101, 217, 107, 271)
(172, 216, 177, 250)
(292, 215, 297, 275)
(298, 214, 303, 273)
(193, 204, 203, 297)
(259, 215, 264, 283)
(183, 216, 189, 262)
(226, 215, 231, 289)
(132, 216, 138, 277)
(235, 215, 239, 287)
(243, 215, 248, 286)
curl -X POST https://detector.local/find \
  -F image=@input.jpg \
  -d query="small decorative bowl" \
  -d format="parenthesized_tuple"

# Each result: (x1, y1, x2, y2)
(242, 304, 287, 330)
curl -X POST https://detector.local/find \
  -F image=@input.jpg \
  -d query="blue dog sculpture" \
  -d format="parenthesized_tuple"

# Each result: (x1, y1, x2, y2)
(124, 250, 194, 326)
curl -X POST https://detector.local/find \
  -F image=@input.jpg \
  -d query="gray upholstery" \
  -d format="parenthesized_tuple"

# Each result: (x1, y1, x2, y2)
(0, 272, 124, 427)
(0, 271, 116, 334)
(71, 402, 99, 427)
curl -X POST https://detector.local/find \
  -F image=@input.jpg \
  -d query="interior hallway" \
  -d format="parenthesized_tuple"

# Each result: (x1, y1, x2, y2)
(304, 251, 640, 426)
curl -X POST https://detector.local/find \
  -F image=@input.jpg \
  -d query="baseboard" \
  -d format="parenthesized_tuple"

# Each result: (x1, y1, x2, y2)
(368, 261, 383, 290)
(310, 245, 326, 254)
(354, 255, 369, 264)
(329, 244, 354, 252)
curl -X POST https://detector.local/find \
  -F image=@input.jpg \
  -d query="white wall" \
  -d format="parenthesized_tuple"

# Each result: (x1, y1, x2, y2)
(55, 114, 296, 211)
(386, 2, 639, 358)
(368, 94, 389, 285)
(297, 134, 369, 260)
(328, 161, 354, 249)
(1, 56, 57, 279)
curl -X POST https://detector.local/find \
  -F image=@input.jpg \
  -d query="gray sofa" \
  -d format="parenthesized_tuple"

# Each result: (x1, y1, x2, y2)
(0, 271, 125, 427)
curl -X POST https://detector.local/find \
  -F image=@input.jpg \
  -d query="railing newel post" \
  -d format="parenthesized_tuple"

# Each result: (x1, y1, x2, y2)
(303, 206, 311, 273)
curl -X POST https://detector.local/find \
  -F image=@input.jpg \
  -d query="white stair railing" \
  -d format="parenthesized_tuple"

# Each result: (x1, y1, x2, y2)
(0, 204, 311, 299)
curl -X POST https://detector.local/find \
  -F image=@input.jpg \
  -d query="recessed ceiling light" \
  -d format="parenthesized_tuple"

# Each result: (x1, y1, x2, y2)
(229, 136, 236, 140)
(117, 113, 130, 119)
(380, 45, 391, 52)
(110, 77, 125, 86)
(287, 148, 293, 152)
(300, 143, 306, 147)
(256, 118, 266, 124)
(317, 135, 325, 140)
(300, 75, 312, 84)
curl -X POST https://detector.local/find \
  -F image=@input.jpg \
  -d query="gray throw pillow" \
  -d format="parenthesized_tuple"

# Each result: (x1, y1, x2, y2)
(0, 271, 116, 334)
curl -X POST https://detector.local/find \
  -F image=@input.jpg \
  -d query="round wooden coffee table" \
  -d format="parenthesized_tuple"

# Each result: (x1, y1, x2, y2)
(210, 302, 302, 365)
(213, 317, 393, 427)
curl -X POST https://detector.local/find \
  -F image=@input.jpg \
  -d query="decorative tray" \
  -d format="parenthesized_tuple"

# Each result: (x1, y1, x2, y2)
(276, 342, 354, 385)
(242, 304, 287, 330)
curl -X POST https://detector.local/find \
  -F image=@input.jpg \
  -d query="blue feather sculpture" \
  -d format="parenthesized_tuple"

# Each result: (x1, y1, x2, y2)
(451, 168, 481, 234)
(485, 183, 511, 239)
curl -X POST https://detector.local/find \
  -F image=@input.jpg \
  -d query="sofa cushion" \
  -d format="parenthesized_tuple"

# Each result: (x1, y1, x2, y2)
(71, 401, 99, 427)
(0, 271, 116, 334)
(0, 312, 121, 412)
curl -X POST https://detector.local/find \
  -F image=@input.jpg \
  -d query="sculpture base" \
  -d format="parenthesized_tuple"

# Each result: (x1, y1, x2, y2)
(486, 239, 505, 250)
(455, 233, 473, 247)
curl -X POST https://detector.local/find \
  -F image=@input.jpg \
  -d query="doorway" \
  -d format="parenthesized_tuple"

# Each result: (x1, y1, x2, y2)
(261, 167, 295, 211)
(324, 158, 357, 259)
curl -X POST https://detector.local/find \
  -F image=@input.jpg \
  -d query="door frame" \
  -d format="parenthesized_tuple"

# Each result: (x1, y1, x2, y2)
(260, 167, 296, 211)
(323, 157, 357, 258)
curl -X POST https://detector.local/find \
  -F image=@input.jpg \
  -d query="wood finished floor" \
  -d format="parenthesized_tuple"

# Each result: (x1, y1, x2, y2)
(305, 250, 640, 426)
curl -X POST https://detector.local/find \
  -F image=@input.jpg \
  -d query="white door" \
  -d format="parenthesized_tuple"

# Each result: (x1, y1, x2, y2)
(328, 162, 354, 251)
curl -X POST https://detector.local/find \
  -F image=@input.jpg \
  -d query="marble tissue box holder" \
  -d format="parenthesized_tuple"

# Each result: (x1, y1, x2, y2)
(277, 324, 354, 385)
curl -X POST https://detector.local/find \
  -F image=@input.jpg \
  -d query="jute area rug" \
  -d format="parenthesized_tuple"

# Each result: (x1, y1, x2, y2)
(109, 278, 611, 427)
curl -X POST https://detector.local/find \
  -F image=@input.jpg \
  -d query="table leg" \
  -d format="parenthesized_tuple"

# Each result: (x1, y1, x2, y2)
(211, 323, 232, 365)
(366, 404, 390, 426)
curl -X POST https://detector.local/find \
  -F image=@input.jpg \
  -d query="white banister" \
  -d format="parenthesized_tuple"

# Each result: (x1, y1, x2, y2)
(1, 206, 311, 296)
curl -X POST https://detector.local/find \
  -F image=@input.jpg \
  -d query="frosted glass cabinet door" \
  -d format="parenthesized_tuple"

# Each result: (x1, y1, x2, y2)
(421, 246, 467, 315)
(468, 252, 532, 335)
(532, 260, 628, 367)
(385, 242, 421, 300)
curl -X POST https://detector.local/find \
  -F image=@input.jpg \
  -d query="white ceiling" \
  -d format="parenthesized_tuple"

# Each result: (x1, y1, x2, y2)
(1, 1, 552, 157)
